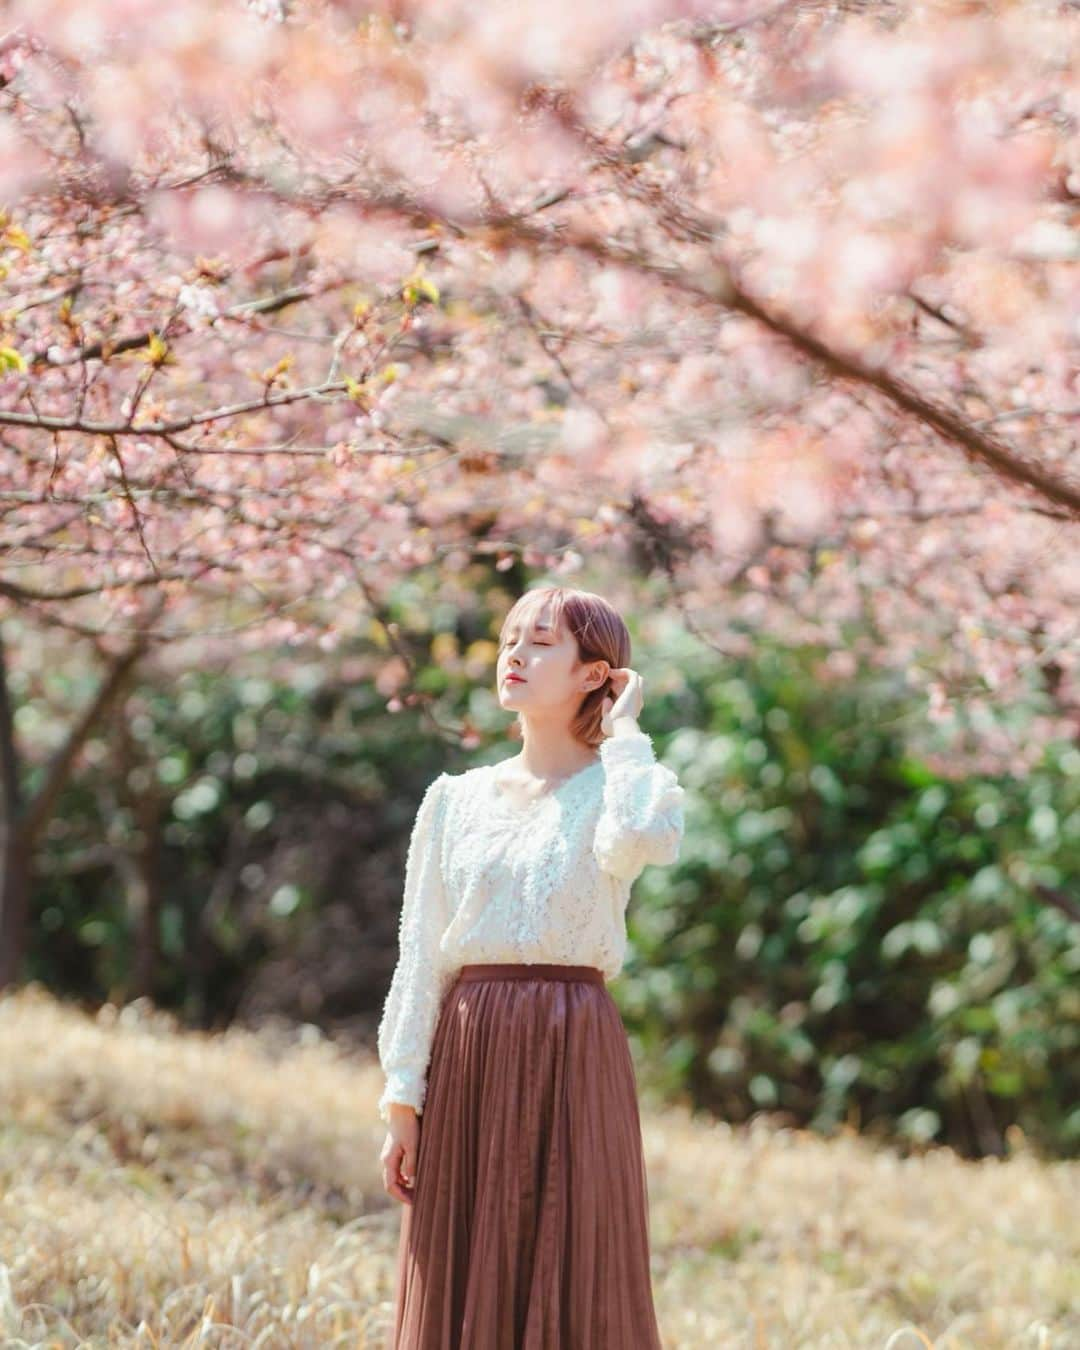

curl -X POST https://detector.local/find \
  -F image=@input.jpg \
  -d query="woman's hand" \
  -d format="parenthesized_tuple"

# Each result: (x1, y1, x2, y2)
(600, 667, 644, 738)
(381, 1104, 420, 1205)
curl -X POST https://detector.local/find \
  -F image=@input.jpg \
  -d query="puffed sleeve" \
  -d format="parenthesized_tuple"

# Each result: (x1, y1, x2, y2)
(592, 723, 686, 883)
(376, 772, 454, 1124)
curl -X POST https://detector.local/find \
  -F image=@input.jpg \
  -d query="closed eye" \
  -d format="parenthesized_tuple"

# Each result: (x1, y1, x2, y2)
(500, 633, 551, 647)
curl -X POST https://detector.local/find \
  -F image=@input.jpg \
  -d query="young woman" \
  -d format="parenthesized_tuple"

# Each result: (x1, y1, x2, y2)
(377, 584, 686, 1349)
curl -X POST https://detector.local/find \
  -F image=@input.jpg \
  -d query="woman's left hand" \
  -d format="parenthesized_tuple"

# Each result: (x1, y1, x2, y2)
(600, 667, 644, 737)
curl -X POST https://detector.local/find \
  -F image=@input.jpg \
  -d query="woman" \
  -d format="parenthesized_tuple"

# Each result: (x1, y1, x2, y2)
(377, 583, 686, 1349)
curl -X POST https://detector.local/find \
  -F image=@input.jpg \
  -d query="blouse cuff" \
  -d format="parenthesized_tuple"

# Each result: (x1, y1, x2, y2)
(378, 1071, 426, 1124)
(599, 725, 657, 766)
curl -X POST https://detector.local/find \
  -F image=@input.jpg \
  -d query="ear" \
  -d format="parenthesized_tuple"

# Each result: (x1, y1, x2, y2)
(583, 660, 610, 691)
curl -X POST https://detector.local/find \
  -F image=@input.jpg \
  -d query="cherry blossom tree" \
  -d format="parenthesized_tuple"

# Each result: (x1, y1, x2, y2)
(0, 0, 1077, 982)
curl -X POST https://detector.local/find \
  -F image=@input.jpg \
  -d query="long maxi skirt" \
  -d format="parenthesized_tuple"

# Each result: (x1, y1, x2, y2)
(388, 961, 665, 1350)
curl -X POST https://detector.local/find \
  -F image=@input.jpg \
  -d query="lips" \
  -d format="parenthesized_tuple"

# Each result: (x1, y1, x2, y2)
(504, 675, 526, 684)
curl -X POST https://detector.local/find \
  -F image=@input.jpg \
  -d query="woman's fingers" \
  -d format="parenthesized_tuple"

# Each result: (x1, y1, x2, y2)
(386, 1174, 413, 1205)
(381, 1138, 415, 1206)
(384, 1160, 414, 1205)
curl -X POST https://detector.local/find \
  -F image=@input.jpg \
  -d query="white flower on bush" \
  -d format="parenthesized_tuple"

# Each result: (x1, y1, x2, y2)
(177, 283, 222, 325)
(246, 0, 287, 20)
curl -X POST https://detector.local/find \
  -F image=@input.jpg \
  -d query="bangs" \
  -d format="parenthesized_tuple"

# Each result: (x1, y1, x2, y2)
(499, 587, 567, 643)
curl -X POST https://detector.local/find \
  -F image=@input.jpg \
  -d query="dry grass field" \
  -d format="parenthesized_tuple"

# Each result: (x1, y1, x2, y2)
(0, 984, 1076, 1349)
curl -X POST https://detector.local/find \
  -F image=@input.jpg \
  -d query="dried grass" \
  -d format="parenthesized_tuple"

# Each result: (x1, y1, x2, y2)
(1, 984, 1076, 1348)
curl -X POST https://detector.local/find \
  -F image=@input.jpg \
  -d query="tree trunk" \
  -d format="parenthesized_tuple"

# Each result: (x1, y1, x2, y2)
(0, 625, 27, 989)
(0, 619, 151, 992)
(0, 833, 31, 990)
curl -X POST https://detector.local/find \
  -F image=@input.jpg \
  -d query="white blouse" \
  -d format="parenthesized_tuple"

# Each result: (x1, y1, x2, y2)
(376, 725, 686, 1123)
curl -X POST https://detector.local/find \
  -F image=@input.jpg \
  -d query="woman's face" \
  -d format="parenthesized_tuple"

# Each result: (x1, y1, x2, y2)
(496, 598, 607, 720)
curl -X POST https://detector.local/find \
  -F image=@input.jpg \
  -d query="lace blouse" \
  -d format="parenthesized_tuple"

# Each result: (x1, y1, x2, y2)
(376, 725, 686, 1123)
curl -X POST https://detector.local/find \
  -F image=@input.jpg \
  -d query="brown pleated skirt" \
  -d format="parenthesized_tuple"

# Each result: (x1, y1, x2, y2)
(388, 961, 664, 1350)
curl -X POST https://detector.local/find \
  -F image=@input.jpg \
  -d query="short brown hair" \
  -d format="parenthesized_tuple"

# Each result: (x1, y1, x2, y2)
(498, 586, 630, 747)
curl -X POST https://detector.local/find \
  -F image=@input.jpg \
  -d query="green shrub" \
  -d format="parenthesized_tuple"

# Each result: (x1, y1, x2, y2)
(620, 639, 1080, 1160)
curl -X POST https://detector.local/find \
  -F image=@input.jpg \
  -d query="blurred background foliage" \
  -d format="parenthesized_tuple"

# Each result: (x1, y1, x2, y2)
(19, 569, 1079, 1161)
(622, 630, 1079, 1164)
